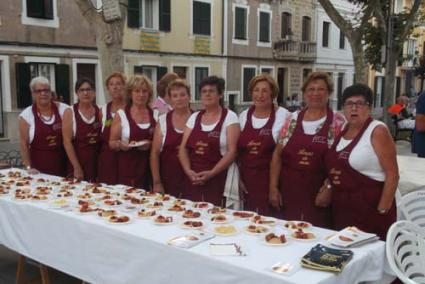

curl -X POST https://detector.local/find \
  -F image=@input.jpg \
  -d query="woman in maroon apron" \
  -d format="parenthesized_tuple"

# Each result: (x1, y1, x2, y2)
(179, 76, 240, 206)
(325, 84, 397, 240)
(238, 74, 288, 215)
(19, 76, 67, 176)
(270, 72, 344, 228)
(150, 79, 191, 197)
(97, 73, 126, 185)
(109, 75, 155, 188)
(62, 78, 100, 182)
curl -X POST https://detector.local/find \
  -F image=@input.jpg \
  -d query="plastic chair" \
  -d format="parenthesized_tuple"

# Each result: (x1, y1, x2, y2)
(399, 189, 425, 230)
(386, 221, 425, 284)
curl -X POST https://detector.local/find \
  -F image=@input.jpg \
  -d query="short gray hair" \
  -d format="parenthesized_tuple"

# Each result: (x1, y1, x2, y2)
(30, 76, 51, 92)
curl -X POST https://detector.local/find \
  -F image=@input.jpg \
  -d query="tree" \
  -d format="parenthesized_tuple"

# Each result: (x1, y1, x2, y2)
(74, 0, 128, 101)
(318, 0, 422, 126)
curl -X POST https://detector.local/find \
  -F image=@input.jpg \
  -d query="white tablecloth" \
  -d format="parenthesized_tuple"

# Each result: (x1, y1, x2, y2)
(397, 155, 425, 195)
(0, 169, 393, 284)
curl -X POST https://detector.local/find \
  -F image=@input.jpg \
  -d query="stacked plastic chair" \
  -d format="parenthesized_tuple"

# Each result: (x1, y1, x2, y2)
(386, 221, 425, 284)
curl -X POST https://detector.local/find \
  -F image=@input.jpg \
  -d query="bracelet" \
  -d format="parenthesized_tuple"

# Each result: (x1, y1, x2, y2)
(153, 181, 162, 185)
(25, 165, 31, 170)
(377, 208, 389, 214)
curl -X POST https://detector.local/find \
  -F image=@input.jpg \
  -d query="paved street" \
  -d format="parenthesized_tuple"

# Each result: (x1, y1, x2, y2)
(0, 141, 418, 284)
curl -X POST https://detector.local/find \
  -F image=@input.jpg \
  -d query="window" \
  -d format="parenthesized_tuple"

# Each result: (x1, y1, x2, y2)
(26, 0, 53, 19)
(302, 16, 311, 42)
(127, 0, 160, 30)
(258, 11, 271, 43)
(322, 21, 330, 47)
(303, 69, 312, 83)
(193, 1, 211, 36)
(261, 67, 273, 75)
(159, 0, 171, 31)
(281, 12, 292, 39)
(242, 67, 256, 102)
(194, 67, 209, 100)
(339, 30, 345, 49)
(234, 7, 247, 40)
(0, 64, 3, 137)
(173, 66, 188, 79)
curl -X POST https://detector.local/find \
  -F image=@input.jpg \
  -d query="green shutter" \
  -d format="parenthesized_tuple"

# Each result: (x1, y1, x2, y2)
(134, 66, 144, 75)
(27, 0, 43, 18)
(193, 1, 210, 35)
(157, 67, 168, 81)
(55, 64, 70, 105)
(235, 7, 246, 40)
(159, 0, 171, 32)
(16, 63, 32, 109)
(243, 68, 255, 102)
(259, 12, 270, 42)
(44, 0, 54, 19)
(128, 0, 140, 28)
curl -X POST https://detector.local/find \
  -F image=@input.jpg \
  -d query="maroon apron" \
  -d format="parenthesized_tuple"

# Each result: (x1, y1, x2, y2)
(117, 106, 155, 188)
(67, 103, 100, 182)
(97, 102, 118, 185)
(279, 108, 333, 228)
(30, 103, 66, 177)
(325, 117, 396, 240)
(159, 111, 186, 197)
(184, 109, 228, 206)
(238, 106, 276, 215)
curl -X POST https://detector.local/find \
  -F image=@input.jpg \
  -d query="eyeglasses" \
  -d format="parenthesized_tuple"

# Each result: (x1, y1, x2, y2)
(77, 88, 94, 94)
(33, 89, 51, 94)
(343, 101, 370, 109)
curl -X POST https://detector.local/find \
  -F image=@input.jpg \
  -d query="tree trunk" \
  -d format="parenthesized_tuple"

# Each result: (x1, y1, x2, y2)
(382, 46, 399, 130)
(74, 0, 127, 102)
(351, 40, 368, 84)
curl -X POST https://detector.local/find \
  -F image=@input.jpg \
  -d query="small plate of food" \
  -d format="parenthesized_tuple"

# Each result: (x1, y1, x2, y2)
(289, 229, 317, 241)
(192, 202, 213, 210)
(152, 215, 175, 225)
(167, 204, 186, 213)
(244, 224, 270, 235)
(181, 220, 205, 230)
(232, 211, 255, 219)
(136, 209, 157, 219)
(250, 215, 277, 226)
(182, 209, 202, 219)
(128, 140, 149, 148)
(146, 201, 164, 209)
(207, 207, 227, 215)
(210, 214, 232, 224)
(97, 209, 118, 218)
(212, 225, 239, 236)
(108, 215, 132, 224)
(261, 233, 289, 246)
(282, 221, 312, 230)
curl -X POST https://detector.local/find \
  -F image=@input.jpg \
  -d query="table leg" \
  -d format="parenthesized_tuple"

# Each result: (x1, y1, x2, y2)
(39, 265, 50, 284)
(15, 255, 25, 284)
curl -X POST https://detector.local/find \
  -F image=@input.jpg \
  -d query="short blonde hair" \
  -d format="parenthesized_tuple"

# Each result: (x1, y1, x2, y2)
(167, 79, 190, 97)
(125, 75, 153, 106)
(301, 72, 334, 94)
(105, 72, 126, 86)
(248, 74, 279, 99)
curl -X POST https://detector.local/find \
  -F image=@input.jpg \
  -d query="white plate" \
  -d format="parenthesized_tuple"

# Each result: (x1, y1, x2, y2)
(250, 216, 277, 226)
(107, 216, 133, 225)
(136, 210, 157, 219)
(128, 140, 149, 147)
(210, 214, 233, 224)
(243, 225, 270, 235)
(289, 232, 318, 242)
(282, 221, 312, 230)
(259, 236, 290, 246)
(192, 202, 213, 210)
(152, 216, 176, 225)
(211, 226, 239, 236)
(232, 211, 256, 219)
(180, 220, 205, 230)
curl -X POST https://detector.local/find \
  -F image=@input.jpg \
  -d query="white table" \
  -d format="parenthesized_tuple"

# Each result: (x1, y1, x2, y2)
(0, 169, 393, 284)
(397, 155, 425, 195)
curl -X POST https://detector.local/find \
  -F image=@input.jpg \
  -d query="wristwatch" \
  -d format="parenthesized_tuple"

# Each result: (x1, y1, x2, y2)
(377, 208, 389, 215)
(25, 165, 31, 170)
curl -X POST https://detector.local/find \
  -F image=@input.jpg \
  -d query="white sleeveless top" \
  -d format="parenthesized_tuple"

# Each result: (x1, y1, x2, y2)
(336, 120, 386, 181)
(117, 109, 159, 141)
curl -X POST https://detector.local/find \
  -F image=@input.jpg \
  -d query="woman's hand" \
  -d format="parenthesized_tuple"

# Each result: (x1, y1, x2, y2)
(152, 182, 165, 194)
(269, 187, 283, 210)
(119, 140, 130, 151)
(196, 170, 214, 184)
(27, 167, 40, 175)
(315, 183, 332, 208)
(239, 179, 248, 202)
(73, 167, 84, 181)
(137, 140, 151, 151)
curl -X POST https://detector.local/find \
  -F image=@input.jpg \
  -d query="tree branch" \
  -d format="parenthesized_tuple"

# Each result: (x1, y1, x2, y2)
(74, 0, 97, 24)
(317, 0, 352, 33)
(370, 0, 387, 34)
(399, 0, 422, 42)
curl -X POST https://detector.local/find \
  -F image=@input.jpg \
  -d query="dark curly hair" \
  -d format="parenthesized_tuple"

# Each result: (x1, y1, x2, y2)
(342, 83, 373, 106)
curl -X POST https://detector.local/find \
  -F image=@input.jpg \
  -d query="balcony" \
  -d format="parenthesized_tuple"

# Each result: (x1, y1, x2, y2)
(273, 39, 317, 61)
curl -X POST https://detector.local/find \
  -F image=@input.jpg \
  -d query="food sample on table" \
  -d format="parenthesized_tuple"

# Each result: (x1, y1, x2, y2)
(103, 199, 122, 206)
(173, 199, 189, 206)
(154, 215, 174, 224)
(182, 220, 204, 229)
(155, 194, 172, 202)
(168, 204, 186, 212)
(265, 233, 287, 244)
(108, 215, 130, 223)
(210, 214, 229, 223)
(291, 229, 316, 240)
(283, 221, 312, 230)
(245, 225, 269, 234)
(130, 197, 149, 205)
(207, 207, 227, 214)
(193, 202, 211, 209)
(251, 215, 276, 225)
(213, 225, 238, 235)
(232, 211, 255, 219)
(137, 209, 156, 218)
(146, 201, 164, 209)
(182, 210, 201, 219)
(31, 194, 48, 201)
(97, 209, 117, 218)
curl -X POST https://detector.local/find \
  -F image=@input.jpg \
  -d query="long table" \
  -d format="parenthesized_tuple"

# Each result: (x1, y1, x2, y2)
(0, 169, 394, 284)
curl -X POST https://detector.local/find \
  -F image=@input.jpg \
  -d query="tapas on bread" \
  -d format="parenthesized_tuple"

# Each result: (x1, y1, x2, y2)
(264, 233, 288, 246)
(168, 204, 185, 212)
(97, 209, 117, 218)
(146, 202, 164, 209)
(210, 214, 231, 224)
(192, 202, 212, 209)
(181, 220, 204, 229)
(283, 221, 312, 230)
(245, 225, 270, 235)
(232, 211, 255, 219)
(182, 210, 201, 219)
(153, 215, 174, 225)
(213, 225, 238, 236)
(207, 207, 227, 215)
(137, 209, 156, 218)
(290, 229, 317, 241)
(108, 215, 131, 224)
(250, 215, 277, 226)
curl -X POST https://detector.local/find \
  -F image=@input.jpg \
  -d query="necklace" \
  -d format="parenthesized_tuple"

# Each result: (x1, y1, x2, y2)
(37, 108, 53, 123)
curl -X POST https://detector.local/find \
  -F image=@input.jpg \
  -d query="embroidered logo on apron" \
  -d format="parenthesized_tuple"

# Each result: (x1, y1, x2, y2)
(259, 128, 272, 136)
(312, 135, 327, 144)
(46, 135, 57, 147)
(208, 131, 220, 138)
(87, 132, 99, 144)
(297, 148, 314, 166)
(247, 140, 261, 155)
(329, 168, 342, 185)
(338, 150, 350, 160)
(195, 140, 208, 155)
(52, 123, 62, 131)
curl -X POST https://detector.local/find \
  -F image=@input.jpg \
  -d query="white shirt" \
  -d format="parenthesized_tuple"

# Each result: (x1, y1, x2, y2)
(239, 106, 289, 143)
(158, 113, 184, 151)
(290, 111, 327, 135)
(70, 106, 96, 138)
(117, 109, 159, 141)
(186, 110, 239, 155)
(336, 120, 386, 181)
(19, 102, 69, 143)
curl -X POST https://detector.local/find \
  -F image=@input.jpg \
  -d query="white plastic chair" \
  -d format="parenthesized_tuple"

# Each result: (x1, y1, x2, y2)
(386, 221, 425, 284)
(399, 188, 425, 230)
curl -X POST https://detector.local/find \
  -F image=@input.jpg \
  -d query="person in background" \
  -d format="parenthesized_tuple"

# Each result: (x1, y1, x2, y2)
(19, 76, 68, 176)
(62, 78, 100, 182)
(238, 74, 289, 215)
(109, 75, 157, 188)
(388, 95, 415, 129)
(179, 76, 240, 206)
(269, 72, 345, 228)
(150, 79, 192, 196)
(97, 73, 126, 185)
(413, 91, 425, 158)
(152, 72, 179, 115)
(324, 84, 398, 240)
